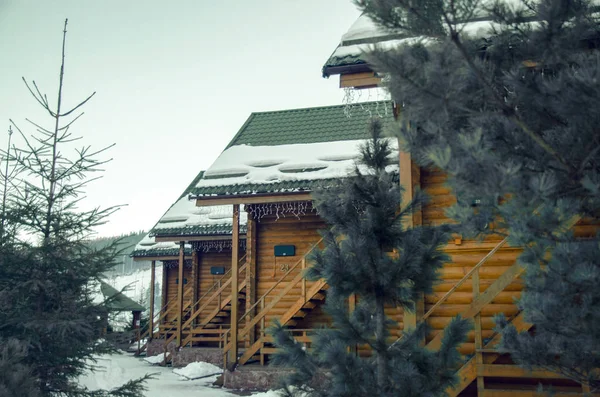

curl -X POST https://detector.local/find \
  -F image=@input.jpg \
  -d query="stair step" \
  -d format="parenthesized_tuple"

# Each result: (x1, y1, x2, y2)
(310, 293, 326, 301)
(302, 302, 317, 310)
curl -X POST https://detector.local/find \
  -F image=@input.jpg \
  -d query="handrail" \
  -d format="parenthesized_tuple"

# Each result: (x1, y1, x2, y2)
(422, 236, 509, 322)
(188, 253, 247, 316)
(223, 237, 324, 356)
(239, 237, 323, 325)
(162, 254, 248, 348)
(386, 236, 509, 351)
(137, 287, 193, 344)
(180, 260, 248, 330)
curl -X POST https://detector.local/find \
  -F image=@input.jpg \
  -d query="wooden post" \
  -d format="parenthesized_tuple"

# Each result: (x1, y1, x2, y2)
(149, 260, 156, 339)
(301, 258, 307, 302)
(177, 241, 184, 347)
(349, 294, 357, 354)
(473, 269, 485, 396)
(399, 150, 425, 330)
(192, 250, 199, 326)
(227, 204, 240, 366)
(161, 262, 168, 335)
(246, 215, 257, 345)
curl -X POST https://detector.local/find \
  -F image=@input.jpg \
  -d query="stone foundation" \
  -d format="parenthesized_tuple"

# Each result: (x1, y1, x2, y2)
(171, 347, 224, 368)
(223, 366, 293, 391)
(223, 366, 330, 392)
(145, 340, 224, 368)
(146, 338, 172, 358)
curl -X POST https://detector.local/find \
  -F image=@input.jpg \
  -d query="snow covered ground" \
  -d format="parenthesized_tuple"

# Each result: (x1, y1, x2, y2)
(78, 352, 291, 397)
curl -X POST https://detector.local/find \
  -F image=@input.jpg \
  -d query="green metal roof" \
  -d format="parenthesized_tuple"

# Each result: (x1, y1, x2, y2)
(192, 102, 395, 198)
(193, 178, 344, 198)
(225, 101, 394, 148)
(152, 223, 248, 238)
(130, 246, 193, 258)
(101, 282, 145, 312)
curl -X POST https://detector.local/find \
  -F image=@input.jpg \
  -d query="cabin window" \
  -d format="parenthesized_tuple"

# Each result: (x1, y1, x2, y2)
(175, 278, 188, 285)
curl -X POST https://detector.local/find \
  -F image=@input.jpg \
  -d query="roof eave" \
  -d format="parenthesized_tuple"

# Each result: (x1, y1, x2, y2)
(322, 62, 373, 78)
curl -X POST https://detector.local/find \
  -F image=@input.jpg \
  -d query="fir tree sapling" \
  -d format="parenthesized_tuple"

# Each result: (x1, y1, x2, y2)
(271, 120, 470, 397)
(0, 19, 150, 396)
(356, 0, 600, 390)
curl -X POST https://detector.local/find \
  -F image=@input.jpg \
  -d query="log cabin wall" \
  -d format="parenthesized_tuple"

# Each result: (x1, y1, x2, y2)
(254, 210, 326, 331)
(164, 261, 193, 325)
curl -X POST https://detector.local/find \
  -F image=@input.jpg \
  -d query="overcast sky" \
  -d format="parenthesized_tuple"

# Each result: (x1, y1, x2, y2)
(0, 1, 363, 237)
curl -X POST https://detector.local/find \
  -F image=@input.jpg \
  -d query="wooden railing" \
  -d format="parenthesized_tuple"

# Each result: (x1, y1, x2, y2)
(222, 237, 324, 366)
(162, 255, 248, 349)
(135, 287, 193, 354)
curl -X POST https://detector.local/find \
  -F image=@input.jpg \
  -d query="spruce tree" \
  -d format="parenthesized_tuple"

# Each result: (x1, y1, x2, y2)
(356, 0, 600, 390)
(271, 120, 470, 397)
(0, 19, 149, 396)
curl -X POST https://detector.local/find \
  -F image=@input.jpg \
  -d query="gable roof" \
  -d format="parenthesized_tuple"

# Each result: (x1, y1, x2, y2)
(101, 282, 145, 312)
(131, 170, 248, 259)
(322, 11, 528, 77)
(192, 101, 397, 199)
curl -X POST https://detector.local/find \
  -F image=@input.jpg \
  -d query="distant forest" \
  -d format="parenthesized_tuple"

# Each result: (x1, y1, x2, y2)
(86, 230, 150, 275)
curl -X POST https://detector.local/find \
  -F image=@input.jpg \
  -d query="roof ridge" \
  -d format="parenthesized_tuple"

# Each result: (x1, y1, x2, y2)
(247, 100, 392, 116)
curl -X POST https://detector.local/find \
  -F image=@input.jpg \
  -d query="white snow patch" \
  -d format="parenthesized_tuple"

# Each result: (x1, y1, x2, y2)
(144, 354, 166, 365)
(78, 352, 238, 397)
(196, 139, 399, 192)
(173, 361, 222, 380)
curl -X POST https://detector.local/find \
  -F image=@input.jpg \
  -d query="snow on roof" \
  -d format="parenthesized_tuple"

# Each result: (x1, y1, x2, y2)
(152, 197, 248, 233)
(194, 139, 399, 197)
(131, 232, 192, 257)
(341, 14, 398, 44)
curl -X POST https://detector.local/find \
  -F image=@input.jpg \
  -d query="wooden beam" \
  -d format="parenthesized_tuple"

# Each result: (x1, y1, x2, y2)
(133, 255, 192, 261)
(228, 204, 240, 366)
(482, 391, 599, 397)
(161, 262, 168, 317)
(245, 216, 257, 345)
(399, 149, 425, 330)
(153, 235, 246, 243)
(149, 260, 156, 339)
(479, 364, 565, 379)
(192, 250, 199, 327)
(340, 72, 381, 89)
(195, 193, 312, 207)
(473, 269, 485, 396)
(177, 241, 184, 347)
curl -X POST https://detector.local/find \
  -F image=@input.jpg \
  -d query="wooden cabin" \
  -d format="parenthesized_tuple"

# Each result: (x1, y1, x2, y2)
(131, 170, 247, 356)
(132, 14, 595, 396)
(319, 13, 596, 397)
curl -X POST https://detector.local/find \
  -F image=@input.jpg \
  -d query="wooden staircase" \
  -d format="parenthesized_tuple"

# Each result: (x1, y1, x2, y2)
(222, 238, 326, 367)
(236, 279, 328, 365)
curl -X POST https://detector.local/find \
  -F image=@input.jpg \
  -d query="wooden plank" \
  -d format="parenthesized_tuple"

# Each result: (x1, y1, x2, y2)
(228, 204, 240, 366)
(473, 269, 485, 396)
(480, 364, 565, 379)
(482, 391, 598, 397)
(340, 72, 381, 89)
(177, 242, 184, 346)
(196, 193, 312, 207)
(149, 260, 155, 338)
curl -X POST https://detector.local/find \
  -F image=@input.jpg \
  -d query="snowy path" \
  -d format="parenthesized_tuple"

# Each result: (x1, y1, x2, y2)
(78, 352, 276, 397)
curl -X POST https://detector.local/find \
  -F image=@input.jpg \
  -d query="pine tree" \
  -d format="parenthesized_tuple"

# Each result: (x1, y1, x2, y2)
(356, 0, 600, 390)
(271, 120, 470, 397)
(0, 19, 150, 396)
